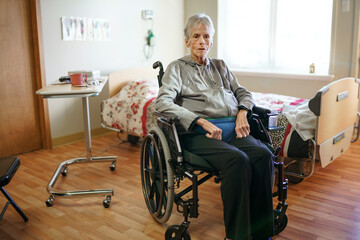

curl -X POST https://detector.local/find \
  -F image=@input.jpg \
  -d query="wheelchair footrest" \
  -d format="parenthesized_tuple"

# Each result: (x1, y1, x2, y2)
(176, 198, 199, 219)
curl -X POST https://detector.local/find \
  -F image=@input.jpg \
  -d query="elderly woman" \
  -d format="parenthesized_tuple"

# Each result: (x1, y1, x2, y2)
(155, 13, 274, 240)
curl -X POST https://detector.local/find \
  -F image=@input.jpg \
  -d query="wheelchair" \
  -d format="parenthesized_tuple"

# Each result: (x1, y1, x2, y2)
(140, 61, 289, 240)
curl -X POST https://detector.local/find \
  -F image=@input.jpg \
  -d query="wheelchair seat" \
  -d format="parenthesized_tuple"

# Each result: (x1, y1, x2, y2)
(183, 150, 216, 171)
(140, 61, 288, 240)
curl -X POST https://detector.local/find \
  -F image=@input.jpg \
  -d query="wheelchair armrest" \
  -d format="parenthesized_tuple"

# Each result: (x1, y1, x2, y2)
(250, 105, 272, 132)
(154, 110, 180, 124)
(252, 106, 271, 119)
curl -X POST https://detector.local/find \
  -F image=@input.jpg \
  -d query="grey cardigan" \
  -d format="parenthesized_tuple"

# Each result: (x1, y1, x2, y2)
(155, 55, 255, 131)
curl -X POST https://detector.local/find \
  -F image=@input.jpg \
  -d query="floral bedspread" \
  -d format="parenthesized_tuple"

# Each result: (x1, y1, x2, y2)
(101, 80, 307, 149)
(102, 79, 158, 137)
(251, 92, 307, 113)
(251, 92, 308, 149)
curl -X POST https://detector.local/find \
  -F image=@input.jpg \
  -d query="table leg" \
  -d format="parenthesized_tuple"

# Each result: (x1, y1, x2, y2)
(83, 97, 92, 159)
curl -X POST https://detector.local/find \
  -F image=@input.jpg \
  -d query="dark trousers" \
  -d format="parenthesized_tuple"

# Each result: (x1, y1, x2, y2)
(180, 134, 274, 240)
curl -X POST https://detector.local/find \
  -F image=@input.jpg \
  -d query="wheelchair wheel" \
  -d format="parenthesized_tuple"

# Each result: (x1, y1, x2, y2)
(165, 225, 191, 240)
(140, 126, 174, 223)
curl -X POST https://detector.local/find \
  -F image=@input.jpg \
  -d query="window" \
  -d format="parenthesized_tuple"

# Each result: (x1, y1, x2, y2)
(218, 0, 334, 75)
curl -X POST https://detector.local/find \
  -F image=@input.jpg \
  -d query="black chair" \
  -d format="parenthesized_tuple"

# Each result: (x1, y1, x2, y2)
(0, 156, 28, 222)
(140, 61, 288, 240)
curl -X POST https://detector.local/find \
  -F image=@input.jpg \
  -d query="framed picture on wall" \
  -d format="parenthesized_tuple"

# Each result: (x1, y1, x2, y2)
(61, 17, 86, 41)
(61, 17, 110, 41)
(87, 18, 110, 41)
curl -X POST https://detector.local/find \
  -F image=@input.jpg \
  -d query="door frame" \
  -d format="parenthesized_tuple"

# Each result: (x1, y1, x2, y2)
(30, 0, 51, 149)
(351, 0, 360, 78)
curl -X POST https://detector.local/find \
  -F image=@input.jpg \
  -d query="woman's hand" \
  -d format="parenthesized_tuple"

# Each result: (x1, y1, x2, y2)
(235, 110, 250, 138)
(196, 118, 222, 140)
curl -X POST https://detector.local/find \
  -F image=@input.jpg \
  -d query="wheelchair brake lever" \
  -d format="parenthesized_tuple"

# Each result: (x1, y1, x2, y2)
(274, 146, 282, 157)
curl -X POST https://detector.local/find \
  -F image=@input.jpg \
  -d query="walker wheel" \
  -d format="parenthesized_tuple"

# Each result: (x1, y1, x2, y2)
(109, 161, 116, 171)
(165, 225, 191, 240)
(46, 196, 54, 207)
(61, 166, 68, 176)
(103, 196, 111, 208)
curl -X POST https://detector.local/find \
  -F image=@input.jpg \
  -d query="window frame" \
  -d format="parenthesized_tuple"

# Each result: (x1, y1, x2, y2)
(217, 0, 336, 81)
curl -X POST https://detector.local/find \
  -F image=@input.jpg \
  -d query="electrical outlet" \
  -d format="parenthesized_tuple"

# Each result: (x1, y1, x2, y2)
(342, 0, 350, 13)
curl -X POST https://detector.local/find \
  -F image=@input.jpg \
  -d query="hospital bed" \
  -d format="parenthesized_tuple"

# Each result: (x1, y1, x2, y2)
(101, 67, 158, 144)
(284, 77, 360, 183)
(100, 67, 360, 183)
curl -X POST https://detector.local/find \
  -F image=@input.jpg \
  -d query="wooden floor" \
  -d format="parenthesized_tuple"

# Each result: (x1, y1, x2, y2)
(1, 132, 360, 240)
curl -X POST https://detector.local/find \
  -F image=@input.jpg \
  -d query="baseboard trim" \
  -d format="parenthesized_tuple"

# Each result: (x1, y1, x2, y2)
(52, 128, 112, 148)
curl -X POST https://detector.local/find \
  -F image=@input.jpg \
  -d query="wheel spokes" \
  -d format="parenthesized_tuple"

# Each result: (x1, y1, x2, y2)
(142, 134, 164, 216)
(148, 142, 156, 168)
(141, 129, 174, 223)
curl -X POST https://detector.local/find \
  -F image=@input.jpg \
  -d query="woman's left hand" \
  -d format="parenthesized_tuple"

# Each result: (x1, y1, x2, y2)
(235, 109, 250, 138)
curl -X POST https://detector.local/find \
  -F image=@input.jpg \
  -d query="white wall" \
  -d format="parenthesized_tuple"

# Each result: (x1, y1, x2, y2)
(40, 0, 184, 140)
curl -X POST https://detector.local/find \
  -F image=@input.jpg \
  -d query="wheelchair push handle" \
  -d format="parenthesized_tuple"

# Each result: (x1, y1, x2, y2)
(153, 61, 163, 71)
(153, 61, 164, 87)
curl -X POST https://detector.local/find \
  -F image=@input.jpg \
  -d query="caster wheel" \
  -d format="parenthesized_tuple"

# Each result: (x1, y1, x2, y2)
(165, 225, 191, 240)
(275, 213, 288, 235)
(61, 166, 68, 176)
(127, 135, 140, 145)
(286, 162, 303, 184)
(103, 196, 111, 208)
(109, 161, 116, 171)
(46, 196, 54, 207)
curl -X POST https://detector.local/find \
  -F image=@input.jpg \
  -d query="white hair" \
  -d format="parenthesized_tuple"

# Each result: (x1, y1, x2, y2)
(184, 13, 215, 40)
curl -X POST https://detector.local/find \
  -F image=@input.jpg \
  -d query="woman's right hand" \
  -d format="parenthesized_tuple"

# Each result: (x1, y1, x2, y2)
(196, 118, 222, 140)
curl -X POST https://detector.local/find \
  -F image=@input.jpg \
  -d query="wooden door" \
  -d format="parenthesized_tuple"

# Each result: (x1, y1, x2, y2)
(0, 0, 42, 157)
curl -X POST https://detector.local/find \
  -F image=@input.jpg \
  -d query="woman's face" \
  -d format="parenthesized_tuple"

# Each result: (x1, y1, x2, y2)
(185, 23, 213, 64)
